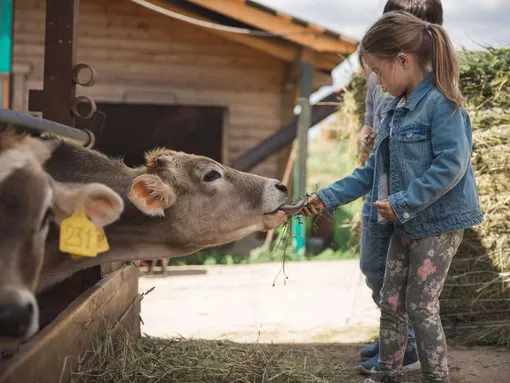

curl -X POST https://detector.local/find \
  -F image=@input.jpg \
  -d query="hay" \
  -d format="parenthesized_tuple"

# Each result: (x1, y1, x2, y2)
(72, 324, 462, 383)
(71, 324, 354, 383)
(71, 323, 479, 383)
(439, 47, 510, 347)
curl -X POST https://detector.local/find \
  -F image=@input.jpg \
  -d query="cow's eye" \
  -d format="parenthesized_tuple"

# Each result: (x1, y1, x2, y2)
(203, 170, 222, 183)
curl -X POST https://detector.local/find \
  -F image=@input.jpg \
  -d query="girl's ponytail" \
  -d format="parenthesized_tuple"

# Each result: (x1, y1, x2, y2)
(428, 24, 465, 106)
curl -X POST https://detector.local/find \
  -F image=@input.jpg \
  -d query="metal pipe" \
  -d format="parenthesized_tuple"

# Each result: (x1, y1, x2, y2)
(231, 90, 343, 171)
(0, 108, 94, 147)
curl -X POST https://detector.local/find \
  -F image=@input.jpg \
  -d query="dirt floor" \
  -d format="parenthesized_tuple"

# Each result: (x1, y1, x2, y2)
(282, 343, 510, 383)
(138, 261, 510, 383)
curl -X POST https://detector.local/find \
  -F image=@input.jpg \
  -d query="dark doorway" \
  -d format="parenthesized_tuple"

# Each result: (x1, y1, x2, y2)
(77, 103, 225, 166)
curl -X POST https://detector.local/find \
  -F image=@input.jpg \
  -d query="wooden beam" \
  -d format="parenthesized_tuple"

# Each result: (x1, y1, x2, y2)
(144, 0, 340, 72)
(231, 90, 343, 172)
(184, 0, 357, 53)
(28, 0, 79, 125)
(313, 70, 332, 90)
(0, 265, 140, 383)
(147, 0, 294, 60)
(278, 56, 300, 181)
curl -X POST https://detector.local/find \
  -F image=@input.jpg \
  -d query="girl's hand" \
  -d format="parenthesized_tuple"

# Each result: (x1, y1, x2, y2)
(357, 125, 376, 165)
(300, 194, 326, 217)
(357, 125, 372, 151)
(373, 199, 398, 221)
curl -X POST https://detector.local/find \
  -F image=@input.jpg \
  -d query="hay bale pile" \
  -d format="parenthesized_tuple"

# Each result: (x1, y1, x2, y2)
(440, 47, 510, 346)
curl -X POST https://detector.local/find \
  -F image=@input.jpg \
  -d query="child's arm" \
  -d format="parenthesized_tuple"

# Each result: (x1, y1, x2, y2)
(314, 151, 376, 216)
(388, 98, 471, 223)
(357, 74, 377, 162)
(364, 74, 376, 131)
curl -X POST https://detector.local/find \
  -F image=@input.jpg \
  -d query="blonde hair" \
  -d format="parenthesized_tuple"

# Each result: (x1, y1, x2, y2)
(359, 11, 464, 106)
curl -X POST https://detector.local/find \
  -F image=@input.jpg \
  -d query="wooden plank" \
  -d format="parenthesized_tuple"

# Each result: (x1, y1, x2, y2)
(35, 269, 93, 334)
(14, 0, 344, 71)
(222, 108, 230, 165)
(277, 59, 300, 182)
(313, 70, 333, 90)
(14, 38, 271, 63)
(100, 262, 124, 276)
(71, 297, 141, 378)
(146, 0, 299, 63)
(229, 127, 281, 140)
(112, 290, 141, 339)
(11, 63, 32, 112)
(13, 0, 285, 179)
(182, 0, 357, 53)
(0, 265, 139, 383)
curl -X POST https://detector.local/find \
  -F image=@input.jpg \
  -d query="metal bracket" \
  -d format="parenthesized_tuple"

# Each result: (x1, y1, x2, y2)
(70, 96, 97, 120)
(72, 63, 97, 87)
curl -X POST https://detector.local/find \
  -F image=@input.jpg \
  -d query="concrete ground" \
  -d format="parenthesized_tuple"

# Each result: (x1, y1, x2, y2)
(139, 260, 379, 343)
(138, 260, 510, 383)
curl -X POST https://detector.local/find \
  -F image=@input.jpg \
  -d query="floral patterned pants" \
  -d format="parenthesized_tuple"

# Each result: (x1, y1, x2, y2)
(378, 230, 464, 383)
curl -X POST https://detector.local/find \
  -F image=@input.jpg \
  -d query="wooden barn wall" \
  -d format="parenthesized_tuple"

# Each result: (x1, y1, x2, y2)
(12, 0, 286, 177)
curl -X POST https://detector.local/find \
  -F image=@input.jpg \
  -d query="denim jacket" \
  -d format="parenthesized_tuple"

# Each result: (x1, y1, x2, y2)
(317, 73, 484, 239)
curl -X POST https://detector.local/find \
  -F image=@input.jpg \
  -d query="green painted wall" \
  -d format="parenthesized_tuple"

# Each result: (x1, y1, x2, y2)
(0, 0, 13, 73)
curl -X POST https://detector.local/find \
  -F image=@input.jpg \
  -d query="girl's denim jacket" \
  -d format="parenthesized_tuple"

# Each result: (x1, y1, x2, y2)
(317, 73, 484, 239)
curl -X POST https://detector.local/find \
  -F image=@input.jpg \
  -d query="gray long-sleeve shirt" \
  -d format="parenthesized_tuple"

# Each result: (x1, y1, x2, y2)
(364, 72, 395, 133)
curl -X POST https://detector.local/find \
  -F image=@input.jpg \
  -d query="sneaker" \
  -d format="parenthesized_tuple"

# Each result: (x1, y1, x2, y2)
(360, 349, 421, 375)
(402, 342, 421, 373)
(360, 339, 380, 360)
(360, 354, 380, 375)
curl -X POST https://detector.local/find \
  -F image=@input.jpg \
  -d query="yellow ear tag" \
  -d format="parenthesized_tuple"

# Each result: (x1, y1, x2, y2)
(96, 227, 110, 254)
(59, 208, 98, 257)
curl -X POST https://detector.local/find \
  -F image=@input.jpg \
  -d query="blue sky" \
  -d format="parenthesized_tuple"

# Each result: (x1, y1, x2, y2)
(255, 0, 509, 138)
(256, 0, 510, 51)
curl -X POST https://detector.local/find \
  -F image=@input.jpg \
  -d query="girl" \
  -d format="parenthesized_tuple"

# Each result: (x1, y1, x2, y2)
(356, 0, 444, 375)
(301, 11, 483, 383)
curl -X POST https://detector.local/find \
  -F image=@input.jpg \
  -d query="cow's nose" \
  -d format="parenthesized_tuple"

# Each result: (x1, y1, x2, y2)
(275, 182, 288, 196)
(0, 301, 34, 339)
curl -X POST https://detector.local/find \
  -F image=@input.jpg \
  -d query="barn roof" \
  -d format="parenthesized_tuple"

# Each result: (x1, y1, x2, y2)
(134, 0, 359, 73)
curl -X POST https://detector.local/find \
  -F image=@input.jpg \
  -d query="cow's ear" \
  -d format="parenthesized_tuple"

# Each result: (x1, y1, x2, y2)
(128, 174, 176, 217)
(52, 181, 124, 227)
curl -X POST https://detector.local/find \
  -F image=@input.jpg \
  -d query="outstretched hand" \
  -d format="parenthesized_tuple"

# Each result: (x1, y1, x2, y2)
(357, 125, 376, 165)
(300, 194, 326, 217)
(373, 199, 397, 221)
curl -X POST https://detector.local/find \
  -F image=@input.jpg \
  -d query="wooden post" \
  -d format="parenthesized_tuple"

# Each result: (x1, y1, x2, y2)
(277, 54, 301, 183)
(292, 48, 314, 258)
(27, 0, 104, 303)
(28, 0, 79, 125)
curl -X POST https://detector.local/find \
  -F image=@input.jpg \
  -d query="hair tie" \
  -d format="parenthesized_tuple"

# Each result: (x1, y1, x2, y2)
(425, 22, 431, 31)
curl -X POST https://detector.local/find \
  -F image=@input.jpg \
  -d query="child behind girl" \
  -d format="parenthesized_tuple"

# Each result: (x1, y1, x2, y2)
(301, 11, 483, 383)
